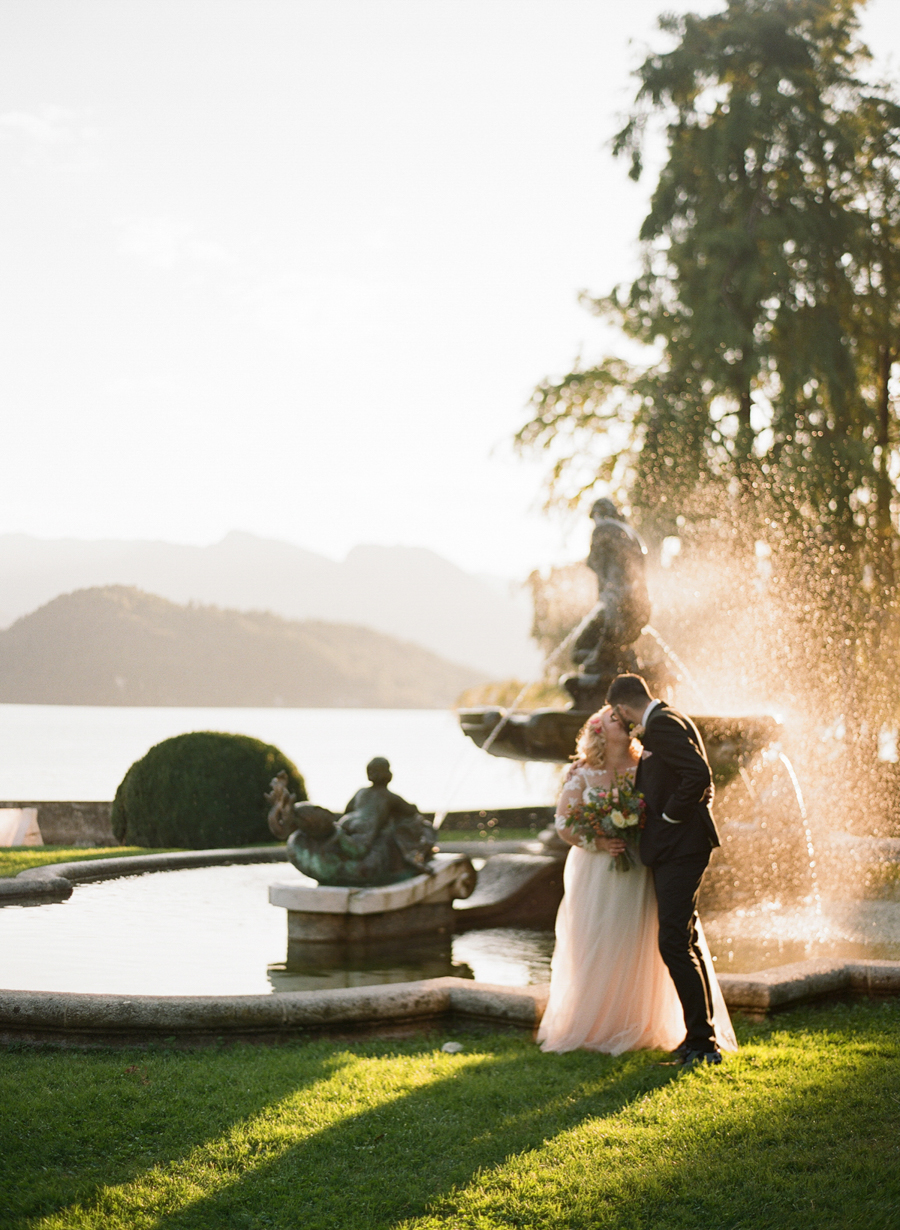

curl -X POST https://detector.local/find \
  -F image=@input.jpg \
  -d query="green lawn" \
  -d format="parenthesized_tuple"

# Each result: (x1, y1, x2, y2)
(0, 847, 180, 878)
(2, 1000, 899, 1229)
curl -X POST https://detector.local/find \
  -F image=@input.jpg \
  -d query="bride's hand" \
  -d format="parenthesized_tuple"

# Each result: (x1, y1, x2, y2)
(599, 835, 627, 857)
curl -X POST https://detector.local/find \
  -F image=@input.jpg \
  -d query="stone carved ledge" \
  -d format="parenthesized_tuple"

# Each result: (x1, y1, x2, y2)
(269, 854, 473, 916)
(1, 960, 899, 1046)
(716, 957, 900, 1012)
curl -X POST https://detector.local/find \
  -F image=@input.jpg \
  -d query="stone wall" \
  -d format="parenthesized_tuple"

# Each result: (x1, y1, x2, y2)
(0, 802, 116, 846)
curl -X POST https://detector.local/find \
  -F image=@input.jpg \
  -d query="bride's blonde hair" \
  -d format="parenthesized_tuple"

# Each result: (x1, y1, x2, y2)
(574, 710, 608, 769)
(573, 706, 640, 769)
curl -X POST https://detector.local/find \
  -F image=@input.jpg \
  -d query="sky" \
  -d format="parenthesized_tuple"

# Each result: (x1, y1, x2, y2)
(2, 0, 899, 581)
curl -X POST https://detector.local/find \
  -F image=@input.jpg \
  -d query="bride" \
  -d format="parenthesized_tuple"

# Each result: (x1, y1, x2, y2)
(537, 706, 736, 1056)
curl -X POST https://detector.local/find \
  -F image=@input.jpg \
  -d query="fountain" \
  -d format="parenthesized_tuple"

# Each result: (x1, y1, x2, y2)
(1, 504, 899, 1045)
(456, 501, 900, 1006)
(459, 500, 777, 773)
(458, 501, 825, 911)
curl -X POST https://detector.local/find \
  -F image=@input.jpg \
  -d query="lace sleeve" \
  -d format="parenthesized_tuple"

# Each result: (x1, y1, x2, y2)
(555, 768, 600, 852)
(555, 768, 585, 826)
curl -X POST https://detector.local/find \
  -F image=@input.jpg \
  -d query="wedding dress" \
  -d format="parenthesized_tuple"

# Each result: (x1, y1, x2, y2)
(537, 765, 737, 1055)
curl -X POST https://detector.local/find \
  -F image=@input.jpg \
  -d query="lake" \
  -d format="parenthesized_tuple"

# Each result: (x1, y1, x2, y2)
(0, 704, 560, 812)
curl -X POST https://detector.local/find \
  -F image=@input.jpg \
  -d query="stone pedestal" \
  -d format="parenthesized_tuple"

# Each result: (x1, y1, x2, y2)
(269, 854, 476, 967)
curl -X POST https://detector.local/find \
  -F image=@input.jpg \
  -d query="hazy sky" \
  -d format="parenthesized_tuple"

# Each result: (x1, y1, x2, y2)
(2, 0, 898, 579)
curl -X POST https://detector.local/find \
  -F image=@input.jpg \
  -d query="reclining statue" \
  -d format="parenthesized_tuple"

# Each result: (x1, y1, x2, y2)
(265, 757, 438, 887)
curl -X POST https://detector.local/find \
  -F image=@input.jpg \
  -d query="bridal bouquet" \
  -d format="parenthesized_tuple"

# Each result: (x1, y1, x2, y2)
(565, 774, 646, 872)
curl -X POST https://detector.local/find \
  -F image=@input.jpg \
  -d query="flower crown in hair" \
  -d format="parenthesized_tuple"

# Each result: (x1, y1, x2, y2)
(588, 714, 604, 732)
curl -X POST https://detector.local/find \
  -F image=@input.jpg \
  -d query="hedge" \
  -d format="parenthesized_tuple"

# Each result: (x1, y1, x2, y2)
(111, 731, 306, 849)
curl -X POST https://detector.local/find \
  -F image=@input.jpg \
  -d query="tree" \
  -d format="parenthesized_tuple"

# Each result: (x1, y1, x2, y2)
(845, 89, 900, 583)
(517, 0, 900, 752)
(518, 0, 900, 565)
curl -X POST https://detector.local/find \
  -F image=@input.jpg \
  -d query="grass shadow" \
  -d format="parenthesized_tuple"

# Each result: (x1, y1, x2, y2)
(139, 1035, 680, 1230)
(12, 1003, 899, 1230)
(405, 1001, 900, 1230)
(0, 1040, 339, 1228)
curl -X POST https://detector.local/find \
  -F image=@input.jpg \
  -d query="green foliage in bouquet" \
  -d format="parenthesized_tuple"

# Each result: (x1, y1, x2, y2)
(111, 731, 306, 849)
(565, 773, 646, 871)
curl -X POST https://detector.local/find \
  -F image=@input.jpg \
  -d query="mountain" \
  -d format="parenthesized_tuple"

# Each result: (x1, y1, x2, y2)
(0, 587, 485, 708)
(0, 533, 540, 678)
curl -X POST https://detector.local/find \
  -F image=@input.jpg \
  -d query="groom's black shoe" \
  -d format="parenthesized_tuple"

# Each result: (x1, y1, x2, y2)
(681, 1047, 722, 1070)
(655, 1040, 692, 1067)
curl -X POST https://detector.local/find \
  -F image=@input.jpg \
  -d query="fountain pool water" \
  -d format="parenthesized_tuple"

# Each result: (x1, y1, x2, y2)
(0, 864, 555, 995)
(3, 860, 899, 997)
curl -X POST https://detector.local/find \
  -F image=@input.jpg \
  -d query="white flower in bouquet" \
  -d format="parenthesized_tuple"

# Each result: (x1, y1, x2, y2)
(565, 775, 647, 871)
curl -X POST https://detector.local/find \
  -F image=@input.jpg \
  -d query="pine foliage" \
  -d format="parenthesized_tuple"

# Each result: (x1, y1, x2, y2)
(518, 0, 900, 568)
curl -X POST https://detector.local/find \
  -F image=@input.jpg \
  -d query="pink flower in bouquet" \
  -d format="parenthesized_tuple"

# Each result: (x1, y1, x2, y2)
(565, 772, 645, 871)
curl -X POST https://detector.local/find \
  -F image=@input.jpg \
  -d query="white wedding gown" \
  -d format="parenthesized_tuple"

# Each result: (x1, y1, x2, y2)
(537, 766, 737, 1055)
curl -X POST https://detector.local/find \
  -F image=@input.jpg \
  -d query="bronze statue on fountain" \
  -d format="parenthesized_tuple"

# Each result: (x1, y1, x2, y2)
(560, 498, 667, 711)
(460, 500, 670, 762)
(266, 757, 441, 887)
(458, 500, 775, 780)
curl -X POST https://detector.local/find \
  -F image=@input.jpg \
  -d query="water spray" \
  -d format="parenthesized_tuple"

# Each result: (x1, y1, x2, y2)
(648, 626, 821, 912)
(437, 601, 607, 823)
(480, 600, 605, 755)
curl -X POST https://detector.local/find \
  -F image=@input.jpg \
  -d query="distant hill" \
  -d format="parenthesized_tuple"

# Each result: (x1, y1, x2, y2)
(0, 532, 540, 678)
(0, 587, 485, 708)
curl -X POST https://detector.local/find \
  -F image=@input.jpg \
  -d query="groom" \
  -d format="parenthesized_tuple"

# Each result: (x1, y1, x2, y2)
(607, 673, 721, 1067)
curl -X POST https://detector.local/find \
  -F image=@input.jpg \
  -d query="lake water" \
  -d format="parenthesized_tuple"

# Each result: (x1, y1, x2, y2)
(0, 704, 560, 812)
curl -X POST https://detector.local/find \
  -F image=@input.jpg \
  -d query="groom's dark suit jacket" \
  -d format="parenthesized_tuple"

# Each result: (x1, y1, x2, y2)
(635, 702, 720, 867)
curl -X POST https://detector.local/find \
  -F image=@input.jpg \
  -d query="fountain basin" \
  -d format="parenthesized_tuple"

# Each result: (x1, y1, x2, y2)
(0, 856, 895, 1047)
(2, 852, 900, 1044)
(0, 855, 559, 996)
(458, 708, 780, 787)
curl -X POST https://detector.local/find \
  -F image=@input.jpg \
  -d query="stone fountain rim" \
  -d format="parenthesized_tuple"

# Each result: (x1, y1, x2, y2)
(2, 846, 291, 906)
(16, 844, 289, 883)
(3, 842, 550, 906)
(4, 850, 900, 1043)
(1, 960, 900, 1047)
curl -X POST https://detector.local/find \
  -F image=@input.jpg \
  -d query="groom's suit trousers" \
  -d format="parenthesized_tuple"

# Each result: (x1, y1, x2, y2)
(652, 853, 716, 1050)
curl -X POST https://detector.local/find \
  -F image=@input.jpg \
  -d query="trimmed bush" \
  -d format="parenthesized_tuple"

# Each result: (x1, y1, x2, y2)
(111, 731, 306, 849)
